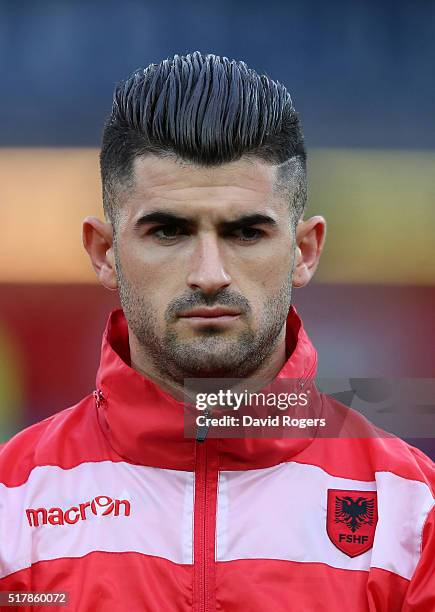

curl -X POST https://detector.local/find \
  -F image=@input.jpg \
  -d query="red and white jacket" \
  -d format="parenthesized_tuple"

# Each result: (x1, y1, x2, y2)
(0, 308, 434, 611)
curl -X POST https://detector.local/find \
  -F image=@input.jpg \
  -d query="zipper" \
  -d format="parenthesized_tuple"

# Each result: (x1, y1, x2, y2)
(193, 438, 218, 612)
(196, 406, 211, 442)
(95, 384, 219, 609)
(93, 388, 105, 408)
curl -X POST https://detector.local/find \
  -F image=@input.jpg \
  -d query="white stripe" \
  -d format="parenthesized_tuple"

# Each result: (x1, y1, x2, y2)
(216, 461, 434, 579)
(0, 461, 194, 578)
(2, 458, 433, 581)
(371, 471, 434, 579)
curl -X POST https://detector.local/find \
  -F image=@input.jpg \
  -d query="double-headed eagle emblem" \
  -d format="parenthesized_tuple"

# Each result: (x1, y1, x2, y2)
(334, 496, 375, 533)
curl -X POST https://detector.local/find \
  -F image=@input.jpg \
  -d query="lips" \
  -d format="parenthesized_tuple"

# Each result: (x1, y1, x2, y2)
(178, 307, 241, 318)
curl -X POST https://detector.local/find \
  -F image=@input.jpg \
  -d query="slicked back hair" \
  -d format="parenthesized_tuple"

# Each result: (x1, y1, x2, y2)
(100, 52, 307, 228)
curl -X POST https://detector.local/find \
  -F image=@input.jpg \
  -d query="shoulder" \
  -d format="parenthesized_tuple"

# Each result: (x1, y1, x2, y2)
(309, 392, 435, 493)
(0, 394, 112, 487)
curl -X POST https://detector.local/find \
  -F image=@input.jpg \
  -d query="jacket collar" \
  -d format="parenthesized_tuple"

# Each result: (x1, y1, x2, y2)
(95, 308, 319, 471)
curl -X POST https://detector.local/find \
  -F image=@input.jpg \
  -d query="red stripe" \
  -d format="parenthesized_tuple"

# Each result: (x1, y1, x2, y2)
(0, 397, 123, 488)
(193, 439, 219, 611)
(0, 549, 414, 611)
(215, 558, 409, 611)
(0, 551, 193, 611)
(289, 438, 434, 488)
(1, 396, 433, 493)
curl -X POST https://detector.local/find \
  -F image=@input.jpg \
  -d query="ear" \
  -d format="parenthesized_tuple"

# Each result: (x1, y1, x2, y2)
(82, 216, 118, 290)
(292, 215, 326, 288)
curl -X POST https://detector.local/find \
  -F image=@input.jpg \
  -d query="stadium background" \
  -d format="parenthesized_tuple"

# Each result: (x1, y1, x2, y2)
(0, 1, 434, 456)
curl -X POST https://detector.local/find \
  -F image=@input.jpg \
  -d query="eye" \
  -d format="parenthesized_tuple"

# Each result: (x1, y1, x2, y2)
(232, 227, 264, 242)
(151, 224, 186, 242)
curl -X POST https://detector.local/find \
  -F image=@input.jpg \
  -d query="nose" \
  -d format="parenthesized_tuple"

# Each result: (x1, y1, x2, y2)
(186, 232, 231, 294)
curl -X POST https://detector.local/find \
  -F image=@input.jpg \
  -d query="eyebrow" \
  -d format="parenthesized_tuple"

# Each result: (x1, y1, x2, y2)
(133, 210, 278, 231)
(133, 211, 191, 230)
(219, 214, 278, 232)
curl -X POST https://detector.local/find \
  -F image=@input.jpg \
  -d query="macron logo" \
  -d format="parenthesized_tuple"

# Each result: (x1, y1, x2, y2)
(26, 495, 131, 527)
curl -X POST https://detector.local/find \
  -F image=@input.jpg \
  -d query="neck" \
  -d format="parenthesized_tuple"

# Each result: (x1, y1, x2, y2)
(129, 327, 288, 403)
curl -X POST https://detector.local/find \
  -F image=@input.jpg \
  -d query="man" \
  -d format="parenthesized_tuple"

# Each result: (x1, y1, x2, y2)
(0, 52, 433, 611)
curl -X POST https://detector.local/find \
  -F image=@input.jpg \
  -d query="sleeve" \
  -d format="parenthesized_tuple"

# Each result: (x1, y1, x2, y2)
(402, 504, 435, 611)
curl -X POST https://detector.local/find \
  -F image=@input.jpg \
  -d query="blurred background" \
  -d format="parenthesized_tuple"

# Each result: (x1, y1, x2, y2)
(0, 1, 434, 454)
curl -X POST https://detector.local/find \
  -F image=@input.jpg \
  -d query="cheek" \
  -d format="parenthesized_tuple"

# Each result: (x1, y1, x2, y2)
(121, 239, 189, 285)
(119, 246, 186, 321)
(236, 243, 293, 291)
(231, 245, 293, 323)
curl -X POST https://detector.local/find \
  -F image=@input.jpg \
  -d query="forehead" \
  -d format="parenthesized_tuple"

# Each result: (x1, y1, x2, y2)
(120, 154, 288, 221)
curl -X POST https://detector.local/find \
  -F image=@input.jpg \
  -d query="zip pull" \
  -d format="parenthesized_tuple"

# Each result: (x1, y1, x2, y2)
(93, 389, 105, 408)
(196, 406, 211, 443)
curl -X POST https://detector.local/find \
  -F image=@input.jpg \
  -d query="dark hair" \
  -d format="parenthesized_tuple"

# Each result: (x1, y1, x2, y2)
(100, 52, 306, 225)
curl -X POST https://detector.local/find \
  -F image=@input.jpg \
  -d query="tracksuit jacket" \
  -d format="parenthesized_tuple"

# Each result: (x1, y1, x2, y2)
(0, 307, 434, 611)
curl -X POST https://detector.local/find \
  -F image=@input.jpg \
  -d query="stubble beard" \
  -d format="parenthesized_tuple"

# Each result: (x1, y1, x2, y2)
(115, 260, 293, 384)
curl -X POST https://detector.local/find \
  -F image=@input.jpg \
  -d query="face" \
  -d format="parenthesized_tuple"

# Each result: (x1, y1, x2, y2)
(110, 154, 298, 382)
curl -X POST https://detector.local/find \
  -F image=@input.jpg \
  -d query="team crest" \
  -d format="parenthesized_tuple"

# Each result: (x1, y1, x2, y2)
(327, 489, 378, 557)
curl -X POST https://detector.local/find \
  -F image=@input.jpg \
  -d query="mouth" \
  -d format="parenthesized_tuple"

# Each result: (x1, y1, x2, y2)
(178, 307, 242, 325)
